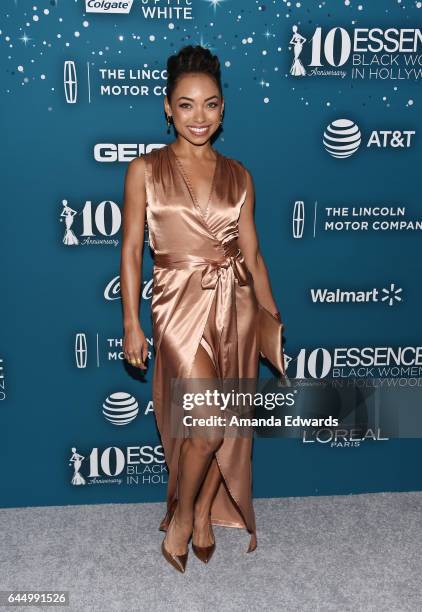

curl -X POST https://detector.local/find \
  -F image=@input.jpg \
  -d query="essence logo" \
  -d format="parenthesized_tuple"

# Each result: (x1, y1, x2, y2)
(85, 0, 133, 13)
(288, 26, 422, 81)
(69, 444, 166, 487)
(323, 118, 415, 158)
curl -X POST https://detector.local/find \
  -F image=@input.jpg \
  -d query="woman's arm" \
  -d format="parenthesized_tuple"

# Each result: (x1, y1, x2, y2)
(120, 156, 149, 370)
(237, 167, 280, 316)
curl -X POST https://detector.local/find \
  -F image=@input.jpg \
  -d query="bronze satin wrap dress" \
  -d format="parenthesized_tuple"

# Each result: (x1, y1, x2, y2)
(144, 144, 259, 551)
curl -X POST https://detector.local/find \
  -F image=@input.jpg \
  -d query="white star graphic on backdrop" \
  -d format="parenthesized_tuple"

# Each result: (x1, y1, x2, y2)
(19, 31, 32, 46)
(204, 0, 226, 13)
(194, 34, 214, 52)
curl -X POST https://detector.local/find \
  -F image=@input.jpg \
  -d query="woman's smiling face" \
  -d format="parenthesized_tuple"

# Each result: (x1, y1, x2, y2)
(165, 72, 224, 145)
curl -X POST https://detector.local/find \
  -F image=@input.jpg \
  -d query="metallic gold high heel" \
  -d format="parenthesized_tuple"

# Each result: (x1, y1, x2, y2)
(161, 513, 190, 574)
(192, 515, 216, 564)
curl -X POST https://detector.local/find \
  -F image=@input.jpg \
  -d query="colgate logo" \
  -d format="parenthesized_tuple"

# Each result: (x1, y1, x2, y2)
(85, 0, 134, 14)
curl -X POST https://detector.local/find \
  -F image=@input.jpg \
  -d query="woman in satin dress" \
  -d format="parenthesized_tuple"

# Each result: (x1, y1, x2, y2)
(120, 45, 282, 573)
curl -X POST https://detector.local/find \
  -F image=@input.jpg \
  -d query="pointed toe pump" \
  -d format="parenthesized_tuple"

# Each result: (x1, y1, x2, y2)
(161, 512, 190, 573)
(192, 518, 216, 564)
(161, 539, 189, 573)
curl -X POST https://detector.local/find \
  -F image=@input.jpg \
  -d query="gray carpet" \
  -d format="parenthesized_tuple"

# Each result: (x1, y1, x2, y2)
(1, 492, 421, 612)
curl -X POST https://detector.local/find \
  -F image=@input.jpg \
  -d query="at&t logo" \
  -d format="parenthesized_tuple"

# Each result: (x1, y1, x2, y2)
(323, 118, 415, 158)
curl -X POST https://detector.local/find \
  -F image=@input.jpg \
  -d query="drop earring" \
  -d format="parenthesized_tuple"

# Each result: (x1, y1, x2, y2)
(166, 114, 172, 134)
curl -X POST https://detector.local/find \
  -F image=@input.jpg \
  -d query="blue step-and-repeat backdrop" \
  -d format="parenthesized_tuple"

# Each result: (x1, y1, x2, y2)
(1, 0, 422, 508)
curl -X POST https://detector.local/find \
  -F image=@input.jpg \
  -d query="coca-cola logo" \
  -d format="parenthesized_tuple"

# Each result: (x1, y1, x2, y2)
(104, 276, 153, 301)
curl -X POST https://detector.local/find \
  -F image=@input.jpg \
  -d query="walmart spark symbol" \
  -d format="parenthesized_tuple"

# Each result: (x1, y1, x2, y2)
(381, 283, 403, 306)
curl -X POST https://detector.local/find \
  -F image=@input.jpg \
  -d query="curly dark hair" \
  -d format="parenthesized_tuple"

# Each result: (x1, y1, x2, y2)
(166, 45, 223, 104)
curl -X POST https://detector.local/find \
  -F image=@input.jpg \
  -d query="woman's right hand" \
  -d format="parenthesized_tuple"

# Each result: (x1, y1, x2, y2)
(123, 324, 149, 370)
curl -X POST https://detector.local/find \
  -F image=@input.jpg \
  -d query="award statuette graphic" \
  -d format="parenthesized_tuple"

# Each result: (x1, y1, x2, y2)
(60, 200, 79, 246)
(69, 448, 86, 485)
(289, 25, 307, 77)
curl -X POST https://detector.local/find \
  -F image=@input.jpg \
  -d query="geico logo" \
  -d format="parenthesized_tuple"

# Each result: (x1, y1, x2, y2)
(87, 0, 130, 10)
(94, 143, 166, 162)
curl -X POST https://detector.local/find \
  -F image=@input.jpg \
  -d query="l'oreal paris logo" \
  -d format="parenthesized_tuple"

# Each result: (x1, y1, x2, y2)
(302, 428, 389, 447)
(85, 0, 133, 13)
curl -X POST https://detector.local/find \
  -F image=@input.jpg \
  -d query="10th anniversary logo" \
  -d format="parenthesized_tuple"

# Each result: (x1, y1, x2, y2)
(289, 26, 422, 80)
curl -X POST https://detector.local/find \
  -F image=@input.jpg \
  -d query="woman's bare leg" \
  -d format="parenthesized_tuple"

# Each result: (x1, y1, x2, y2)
(163, 343, 224, 556)
(193, 457, 222, 547)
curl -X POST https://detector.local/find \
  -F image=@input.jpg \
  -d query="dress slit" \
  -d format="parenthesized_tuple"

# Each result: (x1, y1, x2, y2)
(198, 285, 219, 374)
(187, 285, 254, 540)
